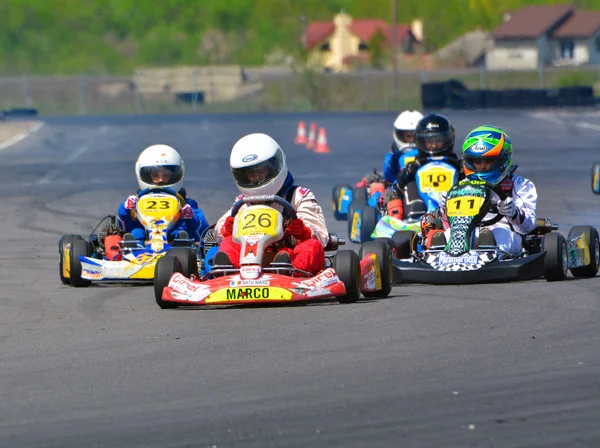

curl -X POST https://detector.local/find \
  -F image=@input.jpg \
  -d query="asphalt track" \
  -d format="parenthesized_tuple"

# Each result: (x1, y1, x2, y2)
(1, 110, 599, 447)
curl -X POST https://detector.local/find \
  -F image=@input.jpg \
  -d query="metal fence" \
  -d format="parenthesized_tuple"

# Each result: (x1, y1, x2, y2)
(1, 66, 599, 116)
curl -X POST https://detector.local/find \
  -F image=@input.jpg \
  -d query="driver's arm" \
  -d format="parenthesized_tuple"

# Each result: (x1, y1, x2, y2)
(293, 189, 329, 247)
(509, 177, 537, 235)
(215, 195, 244, 240)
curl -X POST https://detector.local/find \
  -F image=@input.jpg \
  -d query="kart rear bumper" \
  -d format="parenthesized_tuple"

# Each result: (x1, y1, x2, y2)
(392, 252, 546, 285)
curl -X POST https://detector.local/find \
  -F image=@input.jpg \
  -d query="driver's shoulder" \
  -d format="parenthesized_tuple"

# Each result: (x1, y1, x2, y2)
(292, 186, 316, 202)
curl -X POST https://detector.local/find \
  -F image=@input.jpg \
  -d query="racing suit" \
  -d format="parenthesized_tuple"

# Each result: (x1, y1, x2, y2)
(383, 142, 418, 183)
(441, 174, 537, 256)
(388, 152, 462, 219)
(215, 180, 329, 274)
(118, 189, 209, 243)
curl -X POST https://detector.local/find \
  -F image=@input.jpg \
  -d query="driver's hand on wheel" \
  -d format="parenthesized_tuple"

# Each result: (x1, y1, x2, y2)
(498, 197, 517, 220)
(221, 216, 235, 237)
(286, 218, 312, 241)
(180, 204, 194, 220)
(124, 195, 138, 210)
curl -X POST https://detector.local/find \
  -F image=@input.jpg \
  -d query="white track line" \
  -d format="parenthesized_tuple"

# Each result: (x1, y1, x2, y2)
(0, 121, 45, 151)
(529, 113, 600, 132)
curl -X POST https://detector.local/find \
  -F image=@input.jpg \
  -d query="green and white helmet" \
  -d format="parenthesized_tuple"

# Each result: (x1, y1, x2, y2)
(462, 125, 513, 185)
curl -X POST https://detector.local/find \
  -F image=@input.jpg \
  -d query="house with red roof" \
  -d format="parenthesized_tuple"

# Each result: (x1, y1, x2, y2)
(486, 5, 600, 69)
(303, 12, 422, 72)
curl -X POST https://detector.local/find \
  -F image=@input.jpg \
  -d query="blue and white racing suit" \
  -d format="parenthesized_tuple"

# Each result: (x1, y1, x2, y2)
(383, 143, 418, 183)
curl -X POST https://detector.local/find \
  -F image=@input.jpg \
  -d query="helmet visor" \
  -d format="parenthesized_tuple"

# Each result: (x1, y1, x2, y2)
(416, 129, 453, 154)
(395, 129, 415, 144)
(463, 155, 507, 173)
(139, 165, 183, 187)
(231, 150, 284, 189)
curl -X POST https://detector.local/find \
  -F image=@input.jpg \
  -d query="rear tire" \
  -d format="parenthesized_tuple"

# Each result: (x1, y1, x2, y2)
(542, 232, 568, 282)
(360, 240, 392, 298)
(353, 187, 368, 203)
(58, 234, 83, 285)
(359, 206, 379, 243)
(332, 183, 353, 221)
(333, 250, 361, 304)
(568, 225, 600, 278)
(391, 230, 417, 259)
(347, 198, 368, 239)
(69, 238, 92, 287)
(154, 255, 182, 309)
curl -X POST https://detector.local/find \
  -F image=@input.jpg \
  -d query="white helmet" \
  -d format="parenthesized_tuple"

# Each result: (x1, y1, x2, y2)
(135, 144, 185, 192)
(230, 133, 288, 197)
(393, 110, 424, 150)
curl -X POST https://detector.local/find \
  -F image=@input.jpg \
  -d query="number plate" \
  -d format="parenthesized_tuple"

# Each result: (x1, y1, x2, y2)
(138, 196, 179, 217)
(235, 207, 280, 238)
(446, 196, 485, 217)
(418, 166, 455, 193)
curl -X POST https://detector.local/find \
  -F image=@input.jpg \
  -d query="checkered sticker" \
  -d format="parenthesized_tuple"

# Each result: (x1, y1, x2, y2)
(427, 251, 496, 271)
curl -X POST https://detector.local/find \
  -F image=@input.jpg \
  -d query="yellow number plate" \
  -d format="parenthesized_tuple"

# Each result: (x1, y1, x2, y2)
(235, 207, 279, 238)
(446, 196, 485, 217)
(205, 287, 292, 303)
(138, 196, 179, 217)
(418, 166, 455, 193)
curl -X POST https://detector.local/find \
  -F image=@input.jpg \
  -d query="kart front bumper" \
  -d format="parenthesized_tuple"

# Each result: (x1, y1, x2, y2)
(80, 257, 157, 281)
(392, 252, 546, 285)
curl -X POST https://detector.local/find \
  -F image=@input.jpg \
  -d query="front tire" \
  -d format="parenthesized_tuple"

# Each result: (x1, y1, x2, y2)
(391, 230, 417, 259)
(69, 238, 92, 287)
(542, 232, 568, 282)
(58, 234, 84, 285)
(154, 255, 182, 309)
(165, 247, 198, 278)
(333, 250, 361, 304)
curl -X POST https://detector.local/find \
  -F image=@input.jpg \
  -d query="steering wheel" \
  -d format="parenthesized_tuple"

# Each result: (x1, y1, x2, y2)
(137, 187, 187, 208)
(479, 181, 511, 227)
(231, 195, 297, 220)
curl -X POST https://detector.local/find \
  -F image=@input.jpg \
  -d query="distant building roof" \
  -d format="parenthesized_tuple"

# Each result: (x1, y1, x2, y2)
(304, 22, 335, 50)
(554, 10, 600, 38)
(304, 17, 413, 50)
(492, 5, 573, 39)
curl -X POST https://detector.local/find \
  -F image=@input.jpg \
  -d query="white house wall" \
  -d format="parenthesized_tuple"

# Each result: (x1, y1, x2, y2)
(486, 39, 539, 69)
(587, 30, 600, 64)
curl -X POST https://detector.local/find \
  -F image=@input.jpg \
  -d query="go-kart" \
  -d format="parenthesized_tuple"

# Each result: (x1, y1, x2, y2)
(592, 161, 600, 194)
(58, 187, 206, 287)
(347, 157, 460, 244)
(331, 148, 419, 222)
(153, 195, 393, 308)
(390, 179, 600, 284)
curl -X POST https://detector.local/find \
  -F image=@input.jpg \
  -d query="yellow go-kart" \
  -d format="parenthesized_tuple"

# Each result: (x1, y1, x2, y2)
(58, 187, 198, 287)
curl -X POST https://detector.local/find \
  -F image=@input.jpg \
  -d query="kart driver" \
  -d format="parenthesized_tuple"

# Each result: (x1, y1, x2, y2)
(435, 125, 537, 256)
(384, 113, 462, 218)
(118, 144, 209, 243)
(382, 109, 424, 182)
(355, 109, 424, 189)
(213, 133, 329, 274)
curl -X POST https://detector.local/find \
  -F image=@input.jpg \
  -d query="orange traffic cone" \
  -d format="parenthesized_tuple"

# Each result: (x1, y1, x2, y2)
(306, 122, 317, 150)
(314, 127, 331, 153)
(294, 120, 308, 145)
